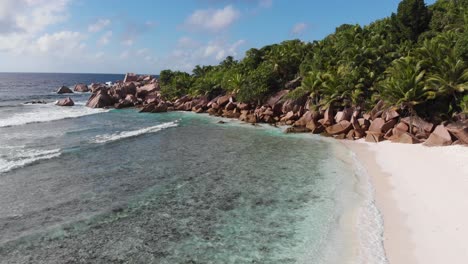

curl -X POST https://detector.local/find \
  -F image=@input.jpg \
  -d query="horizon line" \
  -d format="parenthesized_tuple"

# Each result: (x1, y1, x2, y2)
(0, 71, 159, 76)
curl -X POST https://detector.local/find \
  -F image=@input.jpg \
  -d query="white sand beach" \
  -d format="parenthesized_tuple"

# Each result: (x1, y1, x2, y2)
(346, 140, 468, 264)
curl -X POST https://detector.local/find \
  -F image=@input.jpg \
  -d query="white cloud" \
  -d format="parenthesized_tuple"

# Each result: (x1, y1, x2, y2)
(0, 1, 245, 74)
(291, 22, 307, 35)
(0, 1, 25, 34)
(163, 38, 246, 72)
(184, 5, 240, 32)
(5, 0, 70, 35)
(88, 19, 111, 33)
(0, 0, 69, 35)
(36, 31, 85, 55)
(203, 40, 245, 60)
(0, 0, 72, 55)
(98, 30, 112, 46)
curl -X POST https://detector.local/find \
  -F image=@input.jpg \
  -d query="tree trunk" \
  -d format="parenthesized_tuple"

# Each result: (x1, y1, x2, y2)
(409, 106, 415, 134)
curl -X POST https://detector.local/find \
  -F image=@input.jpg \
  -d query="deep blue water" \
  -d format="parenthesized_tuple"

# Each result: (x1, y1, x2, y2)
(0, 73, 386, 263)
(0, 72, 123, 105)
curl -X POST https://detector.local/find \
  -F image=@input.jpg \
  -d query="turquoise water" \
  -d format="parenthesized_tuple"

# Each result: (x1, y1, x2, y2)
(0, 106, 385, 263)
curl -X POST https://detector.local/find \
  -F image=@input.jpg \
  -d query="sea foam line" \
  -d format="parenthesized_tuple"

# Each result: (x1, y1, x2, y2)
(92, 121, 179, 144)
(0, 148, 61, 174)
(350, 151, 389, 264)
(0, 104, 108, 128)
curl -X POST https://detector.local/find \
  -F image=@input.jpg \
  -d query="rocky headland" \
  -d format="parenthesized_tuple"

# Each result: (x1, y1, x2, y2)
(79, 73, 467, 147)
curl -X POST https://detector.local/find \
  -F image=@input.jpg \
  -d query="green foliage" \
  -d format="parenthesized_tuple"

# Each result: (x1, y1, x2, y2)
(160, 70, 192, 100)
(425, 49, 468, 96)
(378, 57, 436, 114)
(158, 0, 467, 121)
(222, 69, 244, 95)
(292, 71, 324, 102)
(264, 39, 307, 82)
(455, 31, 468, 61)
(219, 56, 237, 69)
(396, 0, 431, 41)
(159, 69, 175, 86)
(414, 30, 468, 113)
(189, 70, 223, 97)
(241, 48, 264, 71)
(236, 63, 279, 103)
(286, 86, 311, 100)
(461, 94, 468, 113)
(429, 0, 468, 32)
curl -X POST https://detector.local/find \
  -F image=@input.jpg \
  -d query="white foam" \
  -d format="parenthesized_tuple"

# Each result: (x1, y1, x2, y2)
(93, 121, 179, 144)
(0, 103, 108, 128)
(0, 148, 61, 173)
(351, 151, 388, 264)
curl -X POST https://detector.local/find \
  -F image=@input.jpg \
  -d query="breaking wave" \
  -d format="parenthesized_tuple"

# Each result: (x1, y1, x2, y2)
(0, 148, 61, 173)
(92, 121, 179, 144)
(0, 104, 108, 128)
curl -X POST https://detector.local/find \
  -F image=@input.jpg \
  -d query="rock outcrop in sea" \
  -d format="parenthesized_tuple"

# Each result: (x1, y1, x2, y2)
(57, 86, 73, 94)
(83, 73, 468, 147)
(74, 84, 89, 92)
(56, 97, 74, 106)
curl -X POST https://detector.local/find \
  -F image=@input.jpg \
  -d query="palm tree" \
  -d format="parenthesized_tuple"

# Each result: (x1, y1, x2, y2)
(225, 73, 244, 95)
(426, 54, 468, 110)
(461, 95, 468, 113)
(414, 30, 468, 114)
(264, 40, 306, 82)
(318, 71, 346, 109)
(292, 71, 326, 108)
(378, 56, 436, 133)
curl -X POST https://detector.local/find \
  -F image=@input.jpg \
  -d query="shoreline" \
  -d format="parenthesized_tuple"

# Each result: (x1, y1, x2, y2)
(344, 140, 414, 264)
(344, 140, 468, 264)
(0, 108, 378, 263)
(3, 101, 468, 262)
(192, 113, 388, 263)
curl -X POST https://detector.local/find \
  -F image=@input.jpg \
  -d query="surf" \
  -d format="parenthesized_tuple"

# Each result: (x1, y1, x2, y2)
(0, 103, 108, 128)
(0, 148, 61, 173)
(92, 121, 179, 144)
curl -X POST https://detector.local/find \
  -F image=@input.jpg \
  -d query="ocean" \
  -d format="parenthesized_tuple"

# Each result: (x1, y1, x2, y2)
(0, 73, 387, 263)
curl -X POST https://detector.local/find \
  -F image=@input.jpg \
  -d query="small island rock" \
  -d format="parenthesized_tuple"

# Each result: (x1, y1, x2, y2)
(56, 97, 74, 106)
(57, 86, 73, 94)
(74, 84, 89, 92)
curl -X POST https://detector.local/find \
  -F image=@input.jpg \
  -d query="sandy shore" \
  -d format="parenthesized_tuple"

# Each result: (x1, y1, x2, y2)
(345, 140, 468, 264)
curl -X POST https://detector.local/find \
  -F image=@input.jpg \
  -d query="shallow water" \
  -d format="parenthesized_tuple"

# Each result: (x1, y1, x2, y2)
(0, 73, 386, 263)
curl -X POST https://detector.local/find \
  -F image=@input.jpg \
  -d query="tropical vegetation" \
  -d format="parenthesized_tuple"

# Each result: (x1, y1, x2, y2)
(159, 0, 468, 121)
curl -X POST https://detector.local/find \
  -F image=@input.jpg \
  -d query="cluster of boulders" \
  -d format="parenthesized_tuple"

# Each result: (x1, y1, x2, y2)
(79, 73, 467, 147)
(83, 73, 160, 109)
(56, 84, 90, 94)
(54, 83, 92, 106)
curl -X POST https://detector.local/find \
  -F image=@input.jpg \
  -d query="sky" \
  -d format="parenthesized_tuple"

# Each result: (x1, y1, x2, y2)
(0, 0, 437, 74)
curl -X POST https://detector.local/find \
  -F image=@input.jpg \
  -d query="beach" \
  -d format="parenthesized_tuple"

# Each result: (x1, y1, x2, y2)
(0, 71, 466, 263)
(345, 140, 468, 264)
(0, 73, 366, 263)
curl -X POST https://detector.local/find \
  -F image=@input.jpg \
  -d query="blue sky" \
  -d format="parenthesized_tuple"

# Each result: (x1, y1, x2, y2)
(0, 0, 436, 74)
